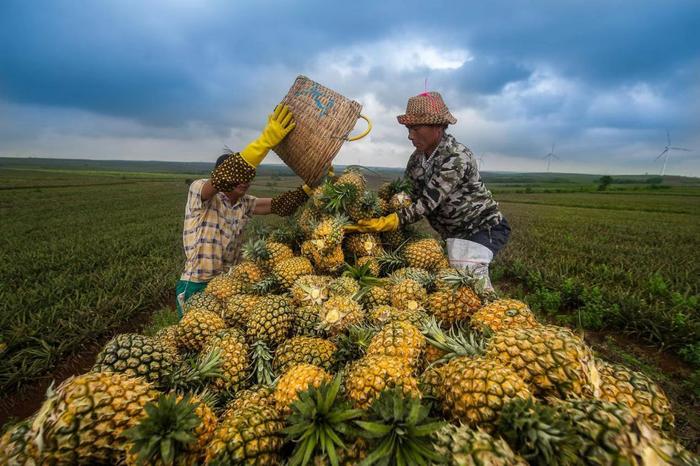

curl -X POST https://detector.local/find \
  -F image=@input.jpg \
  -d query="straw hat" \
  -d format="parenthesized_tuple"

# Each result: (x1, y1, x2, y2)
(396, 91, 457, 126)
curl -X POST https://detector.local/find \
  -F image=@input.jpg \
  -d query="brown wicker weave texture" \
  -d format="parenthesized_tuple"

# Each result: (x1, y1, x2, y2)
(273, 76, 362, 186)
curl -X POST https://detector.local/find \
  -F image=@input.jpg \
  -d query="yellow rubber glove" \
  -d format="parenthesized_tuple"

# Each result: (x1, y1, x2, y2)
(240, 104, 296, 167)
(345, 213, 400, 233)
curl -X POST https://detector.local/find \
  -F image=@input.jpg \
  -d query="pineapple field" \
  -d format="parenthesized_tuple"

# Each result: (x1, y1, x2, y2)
(1, 162, 699, 464)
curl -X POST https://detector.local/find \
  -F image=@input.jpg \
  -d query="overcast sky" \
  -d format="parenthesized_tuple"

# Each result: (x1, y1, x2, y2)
(1, 0, 699, 175)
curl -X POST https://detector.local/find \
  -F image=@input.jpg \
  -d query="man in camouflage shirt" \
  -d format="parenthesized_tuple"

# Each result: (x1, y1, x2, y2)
(347, 91, 510, 290)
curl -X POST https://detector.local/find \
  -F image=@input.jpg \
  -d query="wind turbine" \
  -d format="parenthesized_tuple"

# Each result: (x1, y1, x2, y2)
(543, 143, 559, 172)
(477, 153, 486, 169)
(656, 130, 692, 176)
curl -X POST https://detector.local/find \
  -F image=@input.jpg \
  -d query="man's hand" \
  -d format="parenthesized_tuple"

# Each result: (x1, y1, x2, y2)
(240, 104, 296, 167)
(344, 213, 400, 233)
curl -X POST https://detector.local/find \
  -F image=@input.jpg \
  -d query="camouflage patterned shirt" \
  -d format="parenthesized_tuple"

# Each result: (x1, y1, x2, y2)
(398, 132, 503, 239)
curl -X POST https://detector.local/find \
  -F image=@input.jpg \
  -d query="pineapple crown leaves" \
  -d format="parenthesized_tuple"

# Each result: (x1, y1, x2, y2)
(284, 375, 364, 466)
(330, 323, 380, 371)
(436, 268, 481, 291)
(354, 389, 445, 466)
(421, 318, 487, 363)
(343, 261, 385, 289)
(376, 250, 407, 275)
(495, 397, 582, 466)
(124, 393, 200, 466)
(250, 274, 281, 295)
(165, 348, 224, 392)
(269, 219, 304, 247)
(320, 180, 359, 214)
(242, 237, 270, 262)
(388, 177, 413, 196)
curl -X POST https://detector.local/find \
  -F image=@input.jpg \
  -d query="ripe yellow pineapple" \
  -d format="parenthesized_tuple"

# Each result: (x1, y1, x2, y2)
(272, 256, 314, 289)
(328, 276, 361, 297)
(154, 325, 181, 358)
(437, 356, 531, 428)
(356, 256, 381, 276)
(272, 336, 337, 374)
(362, 285, 390, 309)
(292, 305, 326, 338)
(319, 295, 365, 335)
(307, 243, 345, 274)
(202, 329, 249, 391)
(224, 385, 276, 416)
(335, 168, 366, 193)
(402, 238, 447, 271)
(176, 309, 227, 352)
(183, 291, 224, 316)
(33, 372, 159, 464)
(596, 359, 674, 432)
(368, 304, 429, 328)
(366, 320, 426, 368)
(389, 278, 428, 311)
(227, 260, 264, 283)
(273, 363, 332, 414)
(346, 233, 384, 257)
(388, 191, 412, 211)
(0, 420, 39, 465)
(432, 424, 528, 466)
(346, 190, 383, 222)
(311, 216, 346, 253)
(243, 238, 295, 270)
(471, 299, 539, 333)
(246, 295, 294, 347)
(205, 273, 249, 300)
(223, 293, 262, 327)
(205, 405, 285, 465)
(298, 205, 321, 236)
(485, 324, 600, 399)
(344, 355, 420, 409)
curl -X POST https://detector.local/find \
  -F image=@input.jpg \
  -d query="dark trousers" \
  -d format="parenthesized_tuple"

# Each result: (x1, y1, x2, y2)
(467, 217, 511, 256)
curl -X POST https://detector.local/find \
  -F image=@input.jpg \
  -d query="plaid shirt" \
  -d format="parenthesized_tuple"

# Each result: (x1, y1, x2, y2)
(180, 179, 257, 282)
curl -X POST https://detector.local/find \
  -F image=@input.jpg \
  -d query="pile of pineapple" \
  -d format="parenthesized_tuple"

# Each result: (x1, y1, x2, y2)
(3, 169, 697, 465)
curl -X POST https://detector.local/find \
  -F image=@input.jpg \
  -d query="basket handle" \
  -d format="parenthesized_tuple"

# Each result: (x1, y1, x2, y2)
(346, 114, 372, 141)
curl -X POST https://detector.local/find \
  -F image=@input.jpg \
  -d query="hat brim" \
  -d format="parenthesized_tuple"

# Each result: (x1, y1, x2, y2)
(397, 112, 457, 126)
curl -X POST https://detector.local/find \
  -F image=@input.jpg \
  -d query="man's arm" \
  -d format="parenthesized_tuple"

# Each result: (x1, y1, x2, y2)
(200, 180, 218, 202)
(253, 198, 272, 215)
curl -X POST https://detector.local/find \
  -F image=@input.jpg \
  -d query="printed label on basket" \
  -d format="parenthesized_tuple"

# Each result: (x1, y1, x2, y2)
(295, 82, 335, 118)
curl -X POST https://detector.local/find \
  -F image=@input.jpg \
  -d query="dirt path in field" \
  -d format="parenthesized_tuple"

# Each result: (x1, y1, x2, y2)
(0, 302, 174, 427)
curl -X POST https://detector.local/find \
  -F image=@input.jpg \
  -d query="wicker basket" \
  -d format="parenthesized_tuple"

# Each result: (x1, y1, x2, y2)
(273, 76, 370, 186)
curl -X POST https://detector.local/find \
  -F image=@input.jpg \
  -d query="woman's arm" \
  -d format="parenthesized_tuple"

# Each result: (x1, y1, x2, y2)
(253, 198, 272, 215)
(200, 180, 218, 201)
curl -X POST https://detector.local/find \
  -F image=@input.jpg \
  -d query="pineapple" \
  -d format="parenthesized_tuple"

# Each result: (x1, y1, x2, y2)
(183, 291, 224, 316)
(432, 268, 483, 323)
(290, 274, 331, 307)
(274, 363, 333, 414)
(202, 328, 249, 391)
(243, 238, 295, 269)
(328, 275, 361, 297)
(344, 355, 420, 409)
(427, 291, 472, 327)
(292, 305, 326, 338)
(381, 229, 408, 250)
(228, 260, 265, 283)
(485, 324, 600, 399)
(311, 215, 347, 253)
(224, 385, 275, 415)
(319, 295, 365, 335)
(205, 273, 249, 300)
(222, 293, 262, 327)
(154, 325, 181, 357)
(246, 295, 294, 347)
(366, 320, 426, 368)
(402, 238, 447, 271)
(92, 333, 178, 385)
(362, 285, 390, 309)
(356, 256, 381, 276)
(307, 243, 345, 274)
(33, 372, 159, 464)
(437, 356, 531, 428)
(0, 420, 39, 466)
(550, 399, 692, 466)
(471, 299, 539, 333)
(346, 190, 383, 222)
(272, 336, 337, 374)
(124, 393, 218, 466)
(432, 424, 528, 466)
(389, 277, 428, 311)
(345, 233, 384, 257)
(596, 359, 674, 432)
(388, 191, 413, 211)
(272, 256, 314, 289)
(205, 405, 285, 465)
(368, 304, 429, 327)
(176, 309, 226, 353)
(298, 204, 321, 236)
(335, 168, 366, 193)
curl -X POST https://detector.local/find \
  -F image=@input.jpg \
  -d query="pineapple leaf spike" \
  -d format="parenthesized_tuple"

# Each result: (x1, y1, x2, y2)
(285, 374, 364, 466)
